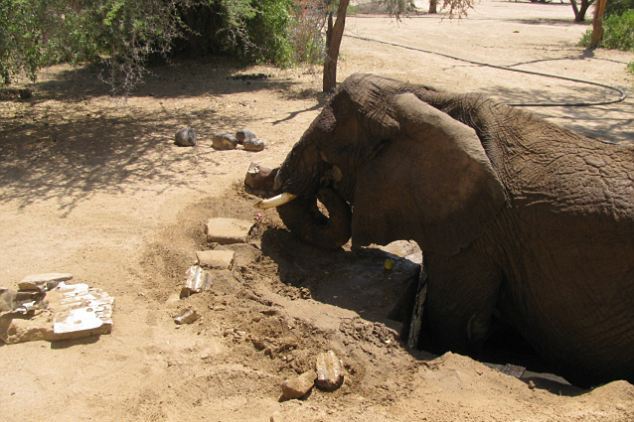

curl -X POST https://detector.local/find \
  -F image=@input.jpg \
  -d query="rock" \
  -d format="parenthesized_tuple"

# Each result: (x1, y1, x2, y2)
(0, 288, 16, 313)
(174, 127, 197, 147)
(19, 272, 72, 291)
(0, 281, 114, 344)
(180, 265, 213, 298)
(315, 350, 344, 391)
(243, 138, 265, 152)
(280, 370, 316, 400)
(221, 243, 261, 267)
(236, 129, 257, 144)
(244, 162, 277, 195)
(206, 218, 253, 244)
(212, 133, 238, 150)
(174, 308, 199, 325)
(196, 250, 234, 269)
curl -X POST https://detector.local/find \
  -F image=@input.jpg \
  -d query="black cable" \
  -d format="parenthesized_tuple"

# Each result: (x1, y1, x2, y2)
(346, 34, 628, 107)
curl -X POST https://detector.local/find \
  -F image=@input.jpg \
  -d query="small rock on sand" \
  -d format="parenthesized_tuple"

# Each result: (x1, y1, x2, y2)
(236, 129, 257, 144)
(244, 162, 276, 194)
(175, 127, 196, 147)
(196, 250, 235, 269)
(206, 218, 253, 244)
(280, 370, 316, 401)
(243, 138, 265, 152)
(19, 272, 73, 291)
(212, 133, 238, 150)
(315, 350, 344, 391)
(174, 308, 199, 325)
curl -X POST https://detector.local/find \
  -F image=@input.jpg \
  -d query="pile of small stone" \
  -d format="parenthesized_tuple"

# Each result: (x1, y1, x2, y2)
(280, 350, 345, 401)
(174, 126, 266, 152)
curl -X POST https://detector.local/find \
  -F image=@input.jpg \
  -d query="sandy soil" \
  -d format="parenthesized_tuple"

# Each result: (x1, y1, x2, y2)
(0, 1, 632, 421)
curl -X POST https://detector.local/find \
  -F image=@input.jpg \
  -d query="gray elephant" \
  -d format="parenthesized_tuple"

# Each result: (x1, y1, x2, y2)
(258, 73, 634, 387)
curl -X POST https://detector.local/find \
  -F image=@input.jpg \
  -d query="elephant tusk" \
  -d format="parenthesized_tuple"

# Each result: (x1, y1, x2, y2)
(256, 192, 297, 209)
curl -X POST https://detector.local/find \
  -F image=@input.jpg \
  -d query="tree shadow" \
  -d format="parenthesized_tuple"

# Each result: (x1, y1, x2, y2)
(29, 58, 297, 103)
(475, 85, 634, 143)
(260, 226, 589, 396)
(0, 102, 244, 215)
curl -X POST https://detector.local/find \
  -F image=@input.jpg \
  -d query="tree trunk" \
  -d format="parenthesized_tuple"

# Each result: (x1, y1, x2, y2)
(323, 0, 349, 93)
(429, 0, 438, 14)
(571, 0, 594, 22)
(590, 0, 607, 48)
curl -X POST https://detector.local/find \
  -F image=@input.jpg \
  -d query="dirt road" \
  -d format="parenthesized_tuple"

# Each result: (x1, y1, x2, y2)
(1, 1, 632, 420)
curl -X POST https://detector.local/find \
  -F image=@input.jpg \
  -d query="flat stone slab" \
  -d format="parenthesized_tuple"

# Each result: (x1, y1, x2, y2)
(196, 250, 235, 269)
(19, 272, 73, 291)
(315, 350, 344, 391)
(206, 218, 253, 244)
(280, 370, 316, 401)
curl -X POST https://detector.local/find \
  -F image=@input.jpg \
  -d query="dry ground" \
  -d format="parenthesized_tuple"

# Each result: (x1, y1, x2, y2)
(0, 1, 632, 421)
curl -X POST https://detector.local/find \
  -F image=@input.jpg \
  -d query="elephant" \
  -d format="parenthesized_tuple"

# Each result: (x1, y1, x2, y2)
(258, 73, 634, 387)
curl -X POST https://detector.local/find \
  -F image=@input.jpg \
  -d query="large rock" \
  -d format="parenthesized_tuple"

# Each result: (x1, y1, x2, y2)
(212, 133, 238, 150)
(196, 250, 235, 269)
(19, 272, 72, 291)
(315, 350, 344, 391)
(175, 127, 197, 147)
(206, 218, 253, 244)
(280, 370, 316, 400)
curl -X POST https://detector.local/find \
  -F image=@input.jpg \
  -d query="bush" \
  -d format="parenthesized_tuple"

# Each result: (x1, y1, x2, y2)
(580, 10, 634, 52)
(601, 10, 634, 51)
(606, 0, 634, 17)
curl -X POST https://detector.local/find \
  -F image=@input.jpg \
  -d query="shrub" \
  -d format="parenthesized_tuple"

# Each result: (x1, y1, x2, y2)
(580, 10, 634, 52)
(606, 0, 634, 17)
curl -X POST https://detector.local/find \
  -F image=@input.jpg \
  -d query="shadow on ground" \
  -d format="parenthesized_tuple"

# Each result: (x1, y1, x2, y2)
(476, 85, 634, 142)
(260, 226, 586, 396)
(0, 58, 313, 214)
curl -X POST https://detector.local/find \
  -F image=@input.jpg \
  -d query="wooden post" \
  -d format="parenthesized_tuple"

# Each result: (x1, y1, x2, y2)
(590, 0, 607, 48)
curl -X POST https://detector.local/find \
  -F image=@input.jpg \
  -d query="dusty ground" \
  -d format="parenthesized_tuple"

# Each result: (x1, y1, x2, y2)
(1, 1, 632, 421)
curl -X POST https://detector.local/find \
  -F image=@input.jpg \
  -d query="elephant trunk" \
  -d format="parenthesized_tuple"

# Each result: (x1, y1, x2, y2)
(276, 187, 351, 250)
(260, 131, 352, 249)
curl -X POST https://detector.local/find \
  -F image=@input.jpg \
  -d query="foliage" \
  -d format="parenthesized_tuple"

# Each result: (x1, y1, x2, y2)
(247, 0, 294, 66)
(580, 10, 634, 51)
(606, 0, 634, 17)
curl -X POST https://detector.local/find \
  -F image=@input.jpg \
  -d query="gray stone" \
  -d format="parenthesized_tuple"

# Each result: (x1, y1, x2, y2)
(212, 133, 238, 150)
(315, 350, 344, 391)
(0, 288, 16, 313)
(236, 129, 257, 144)
(206, 218, 253, 244)
(196, 250, 235, 269)
(244, 162, 276, 194)
(280, 370, 316, 400)
(19, 272, 73, 291)
(221, 243, 261, 268)
(174, 308, 199, 325)
(175, 127, 197, 147)
(243, 138, 265, 152)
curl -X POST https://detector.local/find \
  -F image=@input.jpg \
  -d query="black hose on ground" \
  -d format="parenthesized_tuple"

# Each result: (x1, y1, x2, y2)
(346, 34, 627, 107)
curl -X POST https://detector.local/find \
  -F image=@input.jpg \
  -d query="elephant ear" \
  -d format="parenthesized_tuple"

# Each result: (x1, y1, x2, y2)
(352, 93, 507, 255)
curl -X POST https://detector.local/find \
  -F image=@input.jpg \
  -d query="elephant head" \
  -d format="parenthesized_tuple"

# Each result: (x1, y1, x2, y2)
(261, 74, 507, 255)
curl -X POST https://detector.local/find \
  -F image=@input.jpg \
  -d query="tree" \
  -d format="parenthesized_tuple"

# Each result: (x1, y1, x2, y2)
(429, 0, 438, 14)
(570, 0, 595, 22)
(320, 0, 473, 93)
(590, 0, 608, 48)
(323, 0, 349, 92)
